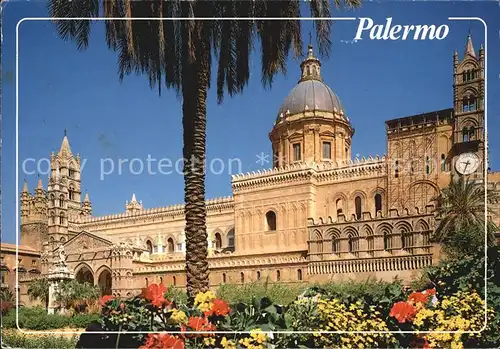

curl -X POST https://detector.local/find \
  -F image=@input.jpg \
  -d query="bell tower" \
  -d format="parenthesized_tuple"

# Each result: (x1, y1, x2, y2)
(451, 34, 485, 180)
(47, 131, 82, 247)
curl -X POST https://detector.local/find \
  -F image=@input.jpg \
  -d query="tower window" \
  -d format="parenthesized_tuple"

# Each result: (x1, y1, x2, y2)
(293, 143, 301, 162)
(322, 142, 332, 159)
(265, 211, 277, 231)
(462, 127, 469, 142)
(59, 195, 64, 207)
(462, 96, 477, 112)
(354, 196, 362, 220)
(374, 194, 382, 215)
(426, 156, 431, 175)
(441, 154, 447, 172)
(59, 213, 64, 225)
(69, 169, 75, 178)
(68, 186, 75, 200)
(468, 126, 475, 140)
(306, 66, 311, 76)
(394, 161, 399, 178)
(222, 273, 227, 283)
(297, 269, 302, 281)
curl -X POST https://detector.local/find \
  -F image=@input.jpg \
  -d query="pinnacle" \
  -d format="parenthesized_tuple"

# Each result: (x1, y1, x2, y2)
(464, 33, 476, 58)
(22, 180, 28, 192)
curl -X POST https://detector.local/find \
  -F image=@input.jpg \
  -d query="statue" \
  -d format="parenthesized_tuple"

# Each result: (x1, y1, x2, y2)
(57, 244, 67, 264)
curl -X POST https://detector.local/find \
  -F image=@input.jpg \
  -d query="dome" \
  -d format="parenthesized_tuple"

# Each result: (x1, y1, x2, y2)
(277, 79, 345, 120)
(275, 44, 347, 124)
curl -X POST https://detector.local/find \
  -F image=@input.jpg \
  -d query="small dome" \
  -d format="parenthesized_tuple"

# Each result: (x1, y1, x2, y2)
(277, 79, 345, 121)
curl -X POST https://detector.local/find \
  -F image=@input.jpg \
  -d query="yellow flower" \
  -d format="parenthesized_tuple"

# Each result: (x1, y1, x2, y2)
(221, 337, 236, 349)
(203, 337, 216, 346)
(169, 308, 187, 324)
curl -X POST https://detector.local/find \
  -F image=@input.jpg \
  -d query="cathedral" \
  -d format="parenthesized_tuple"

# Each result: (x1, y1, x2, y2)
(4, 34, 500, 303)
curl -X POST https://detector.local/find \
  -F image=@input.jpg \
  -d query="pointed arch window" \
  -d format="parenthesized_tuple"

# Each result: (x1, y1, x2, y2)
(336, 198, 343, 215)
(256, 271, 261, 281)
(383, 230, 392, 251)
(468, 126, 476, 140)
(354, 196, 362, 219)
(214, 233, 222, 249)
(68, 185, 75, 201)
(463, 96, 477, 112)
(172, 276, 176, 286)
(276, 270, 281, 282)
(59, 195, 64, 208)
(146, 240, 153, 254)
(59, 212, 64, 225)
(50, 194, 55, 207)
(374, 194, 382, 215)
(462, 127, 470, 142)
(297, 269, 303, 281)
(332, 236, 341, 254)
(222, 273, 227, 283)
(227, 229, 235, 248)
(240, 272, 245, 283)
(167, 238, 174, 253)
(266, 211, 277, 231)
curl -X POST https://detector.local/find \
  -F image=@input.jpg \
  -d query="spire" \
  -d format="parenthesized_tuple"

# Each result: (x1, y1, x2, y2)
(59, 131, 72, 156)
(299, 42, 322, 82)
(22, 180, 28, 193)
(37, 177, 43, 189)
(84, 192, 90, 202)
(131, 193, 137, 202)
(464, 33, 476, 58)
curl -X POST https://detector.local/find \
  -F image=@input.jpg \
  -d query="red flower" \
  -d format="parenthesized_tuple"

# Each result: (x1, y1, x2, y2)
(141, 283, 168, 307)
(99, 295, 114, 306)
(139, 334, 185, 349)
(204, 299, 231, 317)
(408, 292, 429, 304)
(389, 301, 417, 323)
(185, 316, 216, 336)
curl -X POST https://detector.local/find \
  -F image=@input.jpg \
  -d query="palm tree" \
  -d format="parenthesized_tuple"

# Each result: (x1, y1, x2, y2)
(47, 0, 361, 300)
(27, 278, 50, 310)
(432, 176, 498, 244)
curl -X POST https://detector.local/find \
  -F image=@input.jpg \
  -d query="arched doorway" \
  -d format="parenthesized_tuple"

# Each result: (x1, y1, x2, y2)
(97, 269, 112, 296)
(75, 265, 94, 285)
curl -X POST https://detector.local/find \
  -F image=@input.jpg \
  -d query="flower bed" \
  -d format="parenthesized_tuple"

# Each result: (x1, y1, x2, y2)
(74, 279, 496, 349)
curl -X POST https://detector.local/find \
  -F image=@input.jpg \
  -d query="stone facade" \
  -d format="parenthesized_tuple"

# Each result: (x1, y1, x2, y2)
(4, 35, 499, 303)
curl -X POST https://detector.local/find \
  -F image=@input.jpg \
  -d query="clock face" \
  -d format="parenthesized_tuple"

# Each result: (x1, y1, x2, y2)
(455, 152, 480, 175)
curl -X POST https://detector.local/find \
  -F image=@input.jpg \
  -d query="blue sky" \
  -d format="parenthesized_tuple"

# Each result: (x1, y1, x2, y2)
(2, 1, 499, 244)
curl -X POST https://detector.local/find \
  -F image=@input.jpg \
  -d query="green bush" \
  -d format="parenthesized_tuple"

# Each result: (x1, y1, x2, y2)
(164, 286, 188, 304)
(216, 279, 306, 305)
(2, 306, 98, 330)
(1, 330, 78, 349)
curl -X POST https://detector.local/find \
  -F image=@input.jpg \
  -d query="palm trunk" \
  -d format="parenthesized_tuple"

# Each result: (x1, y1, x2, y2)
(182, 37, 211, 302)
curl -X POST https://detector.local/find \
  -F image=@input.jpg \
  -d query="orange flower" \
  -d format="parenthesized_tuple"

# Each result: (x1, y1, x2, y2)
(389, 301, 417, 323)
(139, 334, 185, 349)
(141, 283, 168, 307)
(99, 295, 114, 306)
(204, 299, 231, 317)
